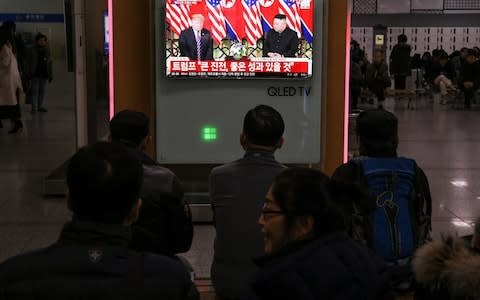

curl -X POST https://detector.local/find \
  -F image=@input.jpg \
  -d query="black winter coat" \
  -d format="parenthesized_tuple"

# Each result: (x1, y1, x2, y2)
(245, 233, 394, 300)
(0, 220, 199, 300)
(461, 61, 480, 88)
(129, 149, 194, 257)
(390, 43, 412, 76)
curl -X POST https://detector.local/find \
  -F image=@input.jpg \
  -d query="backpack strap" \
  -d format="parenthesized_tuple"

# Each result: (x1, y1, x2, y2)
(349, 157, 374, 247)
(412, 162, 433, 242)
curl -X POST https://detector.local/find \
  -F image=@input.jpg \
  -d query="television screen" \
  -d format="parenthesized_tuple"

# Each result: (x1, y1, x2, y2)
(165, 0, 314, 78)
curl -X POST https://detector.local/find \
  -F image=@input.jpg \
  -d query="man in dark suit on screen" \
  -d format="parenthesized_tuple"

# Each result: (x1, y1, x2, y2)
(179, 14, 213, 60)
(263, 14, 299, 58)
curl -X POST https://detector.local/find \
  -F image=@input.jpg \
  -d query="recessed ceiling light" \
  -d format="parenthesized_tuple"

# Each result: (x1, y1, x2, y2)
(451, 180, 468, 187)
(451, 219, 472, 228)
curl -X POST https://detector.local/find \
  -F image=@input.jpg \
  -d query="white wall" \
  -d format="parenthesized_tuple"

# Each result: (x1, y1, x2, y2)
(353, 26, 480, 61)
(1, 0, 66, 58)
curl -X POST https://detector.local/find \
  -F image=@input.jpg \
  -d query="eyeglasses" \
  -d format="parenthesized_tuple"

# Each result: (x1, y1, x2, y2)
(261, 204, 287, 221)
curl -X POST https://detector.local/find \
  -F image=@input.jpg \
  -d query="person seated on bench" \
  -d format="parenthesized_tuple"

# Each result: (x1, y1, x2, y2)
(461, 49, 480, 110)
(366, 49, 391, 107)
(429, 51, 456, 104)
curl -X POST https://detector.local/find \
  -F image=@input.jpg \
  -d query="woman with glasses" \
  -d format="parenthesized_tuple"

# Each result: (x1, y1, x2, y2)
(245, 168, 394, 300)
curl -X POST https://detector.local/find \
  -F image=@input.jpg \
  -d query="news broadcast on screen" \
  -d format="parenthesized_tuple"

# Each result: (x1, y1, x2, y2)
(165, 0, 314, 78)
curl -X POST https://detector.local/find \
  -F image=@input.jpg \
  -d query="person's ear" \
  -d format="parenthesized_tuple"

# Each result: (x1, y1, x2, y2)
(293, 216, 315, 240)
(276, 137, 284, 149)
(141, 135, 152, 150)
(125, 198, 142, 225)
(240, 132, 248, 150)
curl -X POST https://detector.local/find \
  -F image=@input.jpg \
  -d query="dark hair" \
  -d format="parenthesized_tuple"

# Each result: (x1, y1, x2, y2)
(2, 21, 16, 33)
(67, 142, 143, 224)
(398, 34, 407, 43)
(450, 50, 461, 58)
(271, 168, 346, 239)
(243, 105, 285, 147)
(0, 25, 13, 49)
(110, 110, 149, 148)
(467, 48, 476, 57)
(356, 109, 398, 157)
(274, 14, 287, 20)
(439, 52, 449, 61)
(432, 49, 442, 57)
(35, 33, 47, 42)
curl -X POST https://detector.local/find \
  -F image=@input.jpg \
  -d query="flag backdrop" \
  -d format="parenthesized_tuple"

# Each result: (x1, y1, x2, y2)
(166, 0, 313, 44)
(222, 0, 245, 41)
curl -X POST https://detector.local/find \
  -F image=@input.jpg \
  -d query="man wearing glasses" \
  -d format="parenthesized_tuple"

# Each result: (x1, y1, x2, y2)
(209, 105, 286, 300)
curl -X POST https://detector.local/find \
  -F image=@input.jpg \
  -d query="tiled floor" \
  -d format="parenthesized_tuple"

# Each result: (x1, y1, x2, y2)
(0, 68, 478, 278)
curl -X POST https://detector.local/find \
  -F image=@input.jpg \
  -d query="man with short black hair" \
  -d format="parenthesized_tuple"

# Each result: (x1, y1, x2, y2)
(0, 142, 199, 299)
(263, 14, 299, 58)
(110, 110, 193, 257)
(210, 105, 287, 299)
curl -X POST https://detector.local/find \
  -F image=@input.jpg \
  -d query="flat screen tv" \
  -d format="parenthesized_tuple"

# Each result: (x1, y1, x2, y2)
(165, 0, 314, 78)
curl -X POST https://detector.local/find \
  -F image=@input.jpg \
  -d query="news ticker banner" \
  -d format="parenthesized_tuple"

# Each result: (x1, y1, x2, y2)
(167, 57, 312, 78)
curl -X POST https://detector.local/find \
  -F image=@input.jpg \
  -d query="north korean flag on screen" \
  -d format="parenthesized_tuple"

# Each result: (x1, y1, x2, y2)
(258, 0, 279, 34)
(222, 0, 245, 41)
(299, 0, 313, 43)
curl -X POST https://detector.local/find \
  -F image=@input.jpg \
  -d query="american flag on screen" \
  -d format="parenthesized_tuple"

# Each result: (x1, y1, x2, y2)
(207, 0, 227, 45)
(279, 0, 302, 38)
(166, 1, 191, 36)
(243, 0, 263, 46)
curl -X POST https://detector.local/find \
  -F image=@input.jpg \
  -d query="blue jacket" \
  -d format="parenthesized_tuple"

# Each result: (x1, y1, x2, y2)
(246, 233, 394, 300)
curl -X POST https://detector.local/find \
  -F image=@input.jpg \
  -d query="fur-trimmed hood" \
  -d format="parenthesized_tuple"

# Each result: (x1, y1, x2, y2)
(413, 237, 480, 299)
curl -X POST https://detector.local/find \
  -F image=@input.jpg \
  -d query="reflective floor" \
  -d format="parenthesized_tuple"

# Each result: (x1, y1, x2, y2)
(0, 67, 477, 278)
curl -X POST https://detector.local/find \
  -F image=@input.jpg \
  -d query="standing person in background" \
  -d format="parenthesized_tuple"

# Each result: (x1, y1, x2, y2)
(25, 33, 52, 113)
(390, 34, 411, 90)
(0, 25, 23, 134)
(2, 21, 25, 74)
(350, 52, 363, 111)
(366, 49, 391, 108)
(2, 21, 25, 134)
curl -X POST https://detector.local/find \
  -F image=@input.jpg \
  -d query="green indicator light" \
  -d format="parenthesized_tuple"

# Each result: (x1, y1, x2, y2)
(202, 126, 218, 142)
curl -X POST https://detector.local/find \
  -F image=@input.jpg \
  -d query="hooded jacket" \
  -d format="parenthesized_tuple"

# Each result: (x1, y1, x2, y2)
(413, 237, 480, 300)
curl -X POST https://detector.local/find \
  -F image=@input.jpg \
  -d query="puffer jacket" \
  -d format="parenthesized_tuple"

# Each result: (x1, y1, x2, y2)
(245, 232, 395, 300)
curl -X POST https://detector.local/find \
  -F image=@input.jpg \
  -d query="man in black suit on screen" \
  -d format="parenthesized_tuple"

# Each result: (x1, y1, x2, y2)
(263, 14, 299, 58)
(179, 14, 213, 60)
